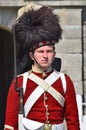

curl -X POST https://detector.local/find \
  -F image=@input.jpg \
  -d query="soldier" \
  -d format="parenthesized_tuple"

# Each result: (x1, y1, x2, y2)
(4, 3, 80, 130)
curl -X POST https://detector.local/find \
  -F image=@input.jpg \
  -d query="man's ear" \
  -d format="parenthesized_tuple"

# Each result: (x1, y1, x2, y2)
(29, 52, 34, 60)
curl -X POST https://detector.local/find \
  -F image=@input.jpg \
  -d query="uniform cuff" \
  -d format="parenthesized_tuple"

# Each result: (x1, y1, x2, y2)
(4, 124, 14, 130)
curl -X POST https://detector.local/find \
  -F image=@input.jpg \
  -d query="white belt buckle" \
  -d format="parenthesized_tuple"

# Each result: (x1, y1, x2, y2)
(44, 124, 52, 130)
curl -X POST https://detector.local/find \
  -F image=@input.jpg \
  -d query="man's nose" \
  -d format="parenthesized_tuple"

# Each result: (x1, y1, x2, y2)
(43, 52, 48, 58)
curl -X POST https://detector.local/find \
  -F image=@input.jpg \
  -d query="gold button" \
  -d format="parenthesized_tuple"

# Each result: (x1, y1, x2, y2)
(46, 112, 49, 116)
(42, 73, 47, 78)
(46, 120, 50, 124)
(45, 96, 48, 100)
(45, 105, 48, 108)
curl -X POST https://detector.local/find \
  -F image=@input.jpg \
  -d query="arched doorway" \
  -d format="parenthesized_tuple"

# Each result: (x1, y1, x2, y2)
(0, 25, 14, 130)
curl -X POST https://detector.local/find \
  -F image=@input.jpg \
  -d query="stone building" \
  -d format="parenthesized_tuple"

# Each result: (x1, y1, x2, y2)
(0, 0, 86, 130)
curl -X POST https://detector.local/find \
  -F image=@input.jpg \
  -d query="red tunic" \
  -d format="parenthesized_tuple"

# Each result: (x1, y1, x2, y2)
(4, 70, 80, 130)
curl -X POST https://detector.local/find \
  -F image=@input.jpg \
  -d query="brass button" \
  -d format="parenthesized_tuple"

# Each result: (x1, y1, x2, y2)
(45, 105, 48, 108)
(45, 96, 48, 100)
(42, 73, 47, 78)
(46, 120, 50, 124)
(46, 112, 49, 116)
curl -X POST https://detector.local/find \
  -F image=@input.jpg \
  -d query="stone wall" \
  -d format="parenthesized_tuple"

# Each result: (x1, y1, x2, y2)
(83, 20, 86, 114)
(55, 9, 82, 94)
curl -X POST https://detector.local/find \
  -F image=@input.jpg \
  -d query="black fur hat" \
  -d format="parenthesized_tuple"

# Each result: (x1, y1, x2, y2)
(14, 3, 62, 51)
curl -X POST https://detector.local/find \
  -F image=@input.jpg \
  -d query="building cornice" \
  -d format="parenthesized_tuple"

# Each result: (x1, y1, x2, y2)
(0, 1, 86, 7)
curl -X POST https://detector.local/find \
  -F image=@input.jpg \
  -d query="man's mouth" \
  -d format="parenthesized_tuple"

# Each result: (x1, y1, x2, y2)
(42, 60, 48, 63)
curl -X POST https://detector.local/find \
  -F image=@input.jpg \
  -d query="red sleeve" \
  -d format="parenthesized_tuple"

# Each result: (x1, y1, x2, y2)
(64, 75, 80, 130)
(4, 77, 23, 130)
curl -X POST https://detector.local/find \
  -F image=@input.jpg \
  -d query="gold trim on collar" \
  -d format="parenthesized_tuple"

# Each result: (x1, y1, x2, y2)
(32, 65, 52, 73)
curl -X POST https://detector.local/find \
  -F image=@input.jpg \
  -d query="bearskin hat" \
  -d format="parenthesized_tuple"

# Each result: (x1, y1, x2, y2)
(14, 3, 62, 51)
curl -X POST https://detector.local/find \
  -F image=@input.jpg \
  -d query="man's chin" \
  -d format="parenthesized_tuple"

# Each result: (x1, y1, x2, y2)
(40, 65, 51, 71)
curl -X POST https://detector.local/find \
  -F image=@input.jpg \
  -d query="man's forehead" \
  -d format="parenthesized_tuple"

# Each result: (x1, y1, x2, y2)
(35, 45, 54, 51)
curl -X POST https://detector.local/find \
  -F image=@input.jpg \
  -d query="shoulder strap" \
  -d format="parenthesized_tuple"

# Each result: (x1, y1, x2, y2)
(21, 71, 66, 117)
(28, 72, 65, 106)
(24, 71, 65, 117)
(19, 71, 66, 94)
(60, 73, 66, 93)
(22, 72, 28, 94)
(18, 71, 30, 94)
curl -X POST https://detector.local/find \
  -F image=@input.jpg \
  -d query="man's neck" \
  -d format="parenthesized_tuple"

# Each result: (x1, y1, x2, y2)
(32, 65, 52, 73)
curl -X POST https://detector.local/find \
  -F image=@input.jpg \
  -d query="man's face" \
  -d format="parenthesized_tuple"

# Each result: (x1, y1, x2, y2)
(30, 45, 56, 71)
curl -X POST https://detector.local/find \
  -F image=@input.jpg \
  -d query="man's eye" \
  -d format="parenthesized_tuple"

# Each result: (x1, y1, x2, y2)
(37, 50, 53, 53)
(38, 51, 43, 53)
(47, 50, 53, 53)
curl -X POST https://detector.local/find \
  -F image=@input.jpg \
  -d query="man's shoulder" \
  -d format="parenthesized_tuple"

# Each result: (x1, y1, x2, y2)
(17, 70, 32, 77)
(53, 69, 65, 75)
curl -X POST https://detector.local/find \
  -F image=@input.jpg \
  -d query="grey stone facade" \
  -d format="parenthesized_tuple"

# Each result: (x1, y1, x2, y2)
(54, 9, 82, 94)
